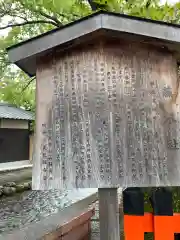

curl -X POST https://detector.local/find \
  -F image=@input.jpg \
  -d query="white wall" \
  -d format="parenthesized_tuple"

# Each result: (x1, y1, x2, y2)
(0, 119, 29, 129)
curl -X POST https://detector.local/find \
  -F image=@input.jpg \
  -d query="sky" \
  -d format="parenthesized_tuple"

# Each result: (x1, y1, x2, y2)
(161, 0, 178, 3)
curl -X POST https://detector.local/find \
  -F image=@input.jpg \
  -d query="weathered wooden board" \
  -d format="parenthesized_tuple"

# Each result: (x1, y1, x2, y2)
(99, 188, 120, 240)
(32, 40, 180, 190)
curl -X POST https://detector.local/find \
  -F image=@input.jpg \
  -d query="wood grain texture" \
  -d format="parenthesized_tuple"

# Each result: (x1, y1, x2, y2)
(99, 188, 120, 240)
(33, 39, 180, 190)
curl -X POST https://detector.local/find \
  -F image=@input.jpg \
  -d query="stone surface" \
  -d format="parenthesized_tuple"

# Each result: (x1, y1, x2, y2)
(3, 187, 16, 196)
(3, 182, 16, 188)
(0, 189, 3, 197)
(0, 181, 32, 197)
(23, 182, 31, 190)
(15, 184, 25, 193)
(0, 189, 97, 235)
(0, 168, 32, 198)
(0, 168, 32, 186)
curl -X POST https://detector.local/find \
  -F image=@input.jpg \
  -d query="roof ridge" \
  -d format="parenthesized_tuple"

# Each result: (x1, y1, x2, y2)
(7, 10, 180, 52)
(0, 102, 17, 107)
(0, 102, 31, 111)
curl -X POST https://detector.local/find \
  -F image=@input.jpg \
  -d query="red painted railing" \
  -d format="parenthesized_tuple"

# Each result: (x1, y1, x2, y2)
(124, 213, 180, 239)
(123, 188, 180, 240)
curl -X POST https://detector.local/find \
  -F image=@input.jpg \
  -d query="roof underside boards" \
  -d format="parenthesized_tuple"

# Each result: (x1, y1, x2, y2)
(6, 11, 180, 77)
(0, 103, 34, 121)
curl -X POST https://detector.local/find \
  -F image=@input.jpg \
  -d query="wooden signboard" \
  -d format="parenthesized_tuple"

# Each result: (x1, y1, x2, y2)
(7, 12, 180, 240)
(6, 12, 180, 190)
(32, 40, 180, 190)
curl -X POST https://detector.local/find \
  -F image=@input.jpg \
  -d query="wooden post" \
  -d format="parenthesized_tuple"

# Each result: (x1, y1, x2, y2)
(99, 188, 120, 240)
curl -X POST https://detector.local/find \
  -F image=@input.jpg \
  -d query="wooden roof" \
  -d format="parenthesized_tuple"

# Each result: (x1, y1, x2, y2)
(7, 10, 180, 76)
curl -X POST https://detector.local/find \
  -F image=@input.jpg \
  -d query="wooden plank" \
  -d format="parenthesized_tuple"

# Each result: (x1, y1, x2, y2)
(62, 221, 90, 240)
(98, 188, 120, 240)
(60, 208, 94, 236)
(42, 209, 94, 240)
(34, 39, 180, 190)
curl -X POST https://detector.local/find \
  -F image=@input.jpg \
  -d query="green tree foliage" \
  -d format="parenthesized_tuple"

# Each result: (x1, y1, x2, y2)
(0, 0, 91, 110)
(0, 0, 180, 111)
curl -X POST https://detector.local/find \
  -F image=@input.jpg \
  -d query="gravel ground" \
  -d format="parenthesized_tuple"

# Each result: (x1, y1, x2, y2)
(0, 167, 97, 236)
(0, 189, 97, 235)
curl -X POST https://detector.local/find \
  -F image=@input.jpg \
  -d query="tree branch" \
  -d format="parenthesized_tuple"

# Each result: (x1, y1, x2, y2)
(34, 7, 81, 25)
(87, 0, 98, 10)
(0, 19, 59, 30)
(34, 9, 63, 26)
(17, 0, 62, 26)
(9, 13, 29, 22)
(34, 9, 81, 26)
(22, 76, 35, 92)
(0, 11, 8, 18)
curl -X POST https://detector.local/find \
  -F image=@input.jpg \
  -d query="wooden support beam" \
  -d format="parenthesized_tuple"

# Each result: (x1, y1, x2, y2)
(99, 188, 120, 240)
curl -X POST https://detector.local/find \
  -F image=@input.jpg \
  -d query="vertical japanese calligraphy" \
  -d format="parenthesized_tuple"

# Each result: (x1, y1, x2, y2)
(34, 40, 180, 189)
